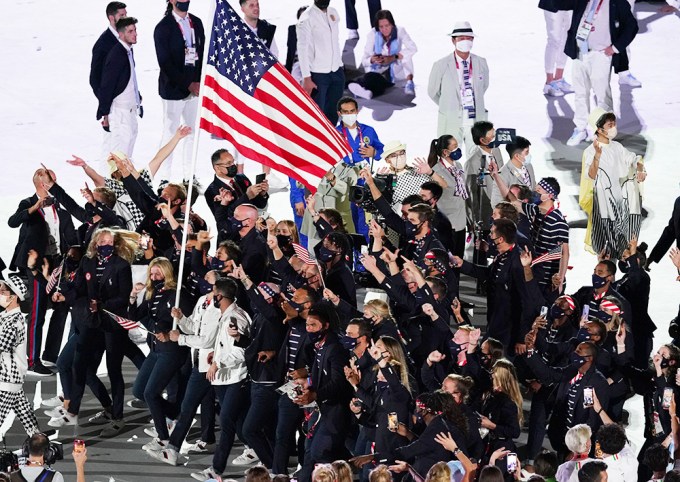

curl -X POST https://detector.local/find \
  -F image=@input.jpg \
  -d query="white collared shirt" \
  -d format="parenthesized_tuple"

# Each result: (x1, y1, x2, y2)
(296, 5, 342, 77)
(113, 39, 138, 108)
(108, 25, 118, 38)
(172, 10, 193, 48)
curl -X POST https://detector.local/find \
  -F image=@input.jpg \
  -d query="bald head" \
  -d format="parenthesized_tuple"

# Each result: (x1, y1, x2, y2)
(234, 204, 258, 234)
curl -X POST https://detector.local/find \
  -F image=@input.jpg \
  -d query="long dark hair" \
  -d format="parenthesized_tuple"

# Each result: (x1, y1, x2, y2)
(432, 390, 468, 436)
(427, 135, 454, 168)
(373, 10, 397, 41)
(165, 0, 173, 15)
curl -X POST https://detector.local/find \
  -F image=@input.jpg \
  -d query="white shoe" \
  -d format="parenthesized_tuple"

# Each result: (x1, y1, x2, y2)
(191, 467, 221, 481)
(182, 439, 216, 455)
(566, 128, 587, 146)
(348, 82, 373, 100)
(144, 418, 175, 438)
(347, 29, 359, 40)
(142, 438, 168, 452)
(47, 412, 77, 428)
(44, 406, 66, 418)
(554, 79, 573, 93)
(232, 446, 260, 466)
(41, 395, 64, 408)
(147, 447, 178, 466)
(543, 81, 564, 97)
(619, 72, 642, 87)
(404, 80, 415, 96)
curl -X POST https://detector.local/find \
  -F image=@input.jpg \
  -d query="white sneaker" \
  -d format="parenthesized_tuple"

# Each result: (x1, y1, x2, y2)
(566, 128, 587, 146)
(44, 406, 66, 418)
(41, 395, 64, 408)
(142, 438, 168, 452)
(554, 79, 573, 93)
(147, 447, 178, 466)
(232, 446, 260, 466)
(347, 29, 359, 40)
(191, 467, 221, 481)
(619, 72, 642, 87)
(348, 82, 373, 100)
(182, 440, 216, 455)
(144, 418, 175, 438)
(47, 412, 77, 428)
(543, 81, 564, 97)
(404, 80, 415, 96)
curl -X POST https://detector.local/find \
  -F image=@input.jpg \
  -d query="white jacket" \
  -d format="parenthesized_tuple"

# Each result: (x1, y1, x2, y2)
(177, 295, 222, 373)
(296, 5, 342, 77)
(211, 303, 251, 385)
(0, 307, 28, 393)
(361, 26, 417, 82)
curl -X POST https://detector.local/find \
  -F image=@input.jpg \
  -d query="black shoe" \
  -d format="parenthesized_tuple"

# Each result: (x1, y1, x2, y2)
(127, 398, 147, 409)
(27, 363, 55, 377)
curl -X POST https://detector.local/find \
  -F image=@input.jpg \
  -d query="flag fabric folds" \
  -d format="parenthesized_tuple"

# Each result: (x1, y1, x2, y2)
(104, 310, 146, 331)
(531, 245, 563, 266)
(293, 243, 315, 265)
(45, 264, 63, 294)
(198, 0, 350, 193)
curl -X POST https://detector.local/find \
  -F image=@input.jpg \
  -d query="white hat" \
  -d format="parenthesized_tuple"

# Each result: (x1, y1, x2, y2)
(382, 140, 407, 159)
(2, 271, 28, 301)
(588, 107, 613, 131)
(448, 21, 475, 38)
(108, 151, 128, 175)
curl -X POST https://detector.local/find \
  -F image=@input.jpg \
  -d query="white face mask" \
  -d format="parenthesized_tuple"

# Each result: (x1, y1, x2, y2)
(0, 295, 10, 308)
(455, 39, 473, 53)
(341, 114, 357, 126)
(606, 127, 617, 140)
(392, 154, 408, 171)
(523, 153, 532, 165)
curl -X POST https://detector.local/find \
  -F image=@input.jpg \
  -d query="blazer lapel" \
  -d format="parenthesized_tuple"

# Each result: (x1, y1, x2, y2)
(447, 56, 461, 102)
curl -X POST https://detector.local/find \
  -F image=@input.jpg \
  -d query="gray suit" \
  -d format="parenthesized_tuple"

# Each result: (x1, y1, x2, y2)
(428, 52, 490, 149)
(464, 146, 503, 231)
(490, 161, 536, 207)
(432, 160, 467, 232)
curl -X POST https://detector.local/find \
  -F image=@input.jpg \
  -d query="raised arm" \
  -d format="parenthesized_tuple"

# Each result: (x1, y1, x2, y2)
(147, 126, 192, 179)
(66, 155, 107, 187)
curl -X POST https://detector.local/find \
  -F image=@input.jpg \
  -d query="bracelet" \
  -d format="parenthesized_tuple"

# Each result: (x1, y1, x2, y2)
(597, 408, 603, 415)
(452, 448, 461, 457)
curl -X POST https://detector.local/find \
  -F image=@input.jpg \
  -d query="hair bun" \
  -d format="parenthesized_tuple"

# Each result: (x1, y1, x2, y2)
(637, 242, 648, 253)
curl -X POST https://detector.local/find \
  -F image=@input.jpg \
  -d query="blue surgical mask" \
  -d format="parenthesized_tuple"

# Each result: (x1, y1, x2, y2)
(592, 274, 608, 289)
(529, 191, 542, 205)
(340, 335, 358, 350)
(97, 245, 114, 258)
(523, 154, 532, 165)
(448, 148, 462, 162)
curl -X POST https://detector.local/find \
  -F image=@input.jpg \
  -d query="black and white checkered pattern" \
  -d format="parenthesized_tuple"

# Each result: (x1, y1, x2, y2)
(0, 389, 40, 436)
(391, 169, 433, 212)
(4, 272, 28, 301)
(105, 169, 153, 229)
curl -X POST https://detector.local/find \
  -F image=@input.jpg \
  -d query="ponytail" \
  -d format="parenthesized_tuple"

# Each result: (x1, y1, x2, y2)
(427, 135, 454, 168)
(165, 1, 173, 15)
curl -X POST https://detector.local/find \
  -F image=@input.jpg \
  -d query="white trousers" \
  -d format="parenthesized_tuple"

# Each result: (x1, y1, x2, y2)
(108, 104, 138, 158)
(157, 96, 199, 181)
(544, 10, 572, 74)
(572, 50, 613, 130)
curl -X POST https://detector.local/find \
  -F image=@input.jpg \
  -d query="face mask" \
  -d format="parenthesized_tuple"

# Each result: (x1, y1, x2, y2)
(448, 340, 463, 357)
(362, 316, 376, 325)
(480, 353, 491, 367)
(523, 154, 533, 165)
(576, 328, 591, 342)
(97, 245, 114, 258)
(570, 352, 587, 367)
(606, 127, 617, 140)
(455, 39, 473, 53)
(550, 304, 566, 319)
(213, 294, 223, 306)
(314, 0, 330, 9)
(392, 154, 408, 171)
(448, 148, 462, 162)
(484, 136, 496, 149)
(229, 217, 244, 231)
(341, 114, 357, 126)
(592, 273, 608, 289)
(210, 257, 226, 270)
(152, 279, 165, 291)
(596, 310, 612, 323)
(198, 278, 214, 296)
(276, 235, 292, 247)
(340, 335, 358, 350)
(405, 221, 423, 237)
(287, 299, 305, 313)
(660, 357, 671, 369)
(308, 329, 326, 344)
(529, 191, 542, 205)
(618, 259, 631, 274)
(175, 0, 190, 12)
(318, 247, 338, 263)
(0, 295, 10, 308)
(65, 257, 80, 272)
(226, 165, 238, 178)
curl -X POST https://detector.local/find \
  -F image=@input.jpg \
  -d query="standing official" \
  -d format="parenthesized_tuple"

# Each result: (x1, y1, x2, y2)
(428, 21, 489, 153)
(154, 0, 205, 182)
(240, 0, 278, 58)
(297, 1, 344, 125)
(97, 17, 142, 159)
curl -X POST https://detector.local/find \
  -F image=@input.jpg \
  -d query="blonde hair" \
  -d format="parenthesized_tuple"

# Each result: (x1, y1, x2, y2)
(312, 464, 337, 482)
(364, 299, 392, 321)
(565, 424, 592, 454)
(373, 336, 411, 393)
(368, 465, 392, 482)
(491, 359, 524, 425)
(145, 257, 177, 300)
(86, 228, 139, 263)
(331, 461, 352, 482)
(277, 220, 300, 245)
(425, 462, 451, 482)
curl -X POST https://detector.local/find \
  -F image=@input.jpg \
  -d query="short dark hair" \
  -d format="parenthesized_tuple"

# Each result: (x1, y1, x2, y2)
(215, 277, 239, 301)
(298, 285, 321, 304)
(665, 470, 680, 482)
(246, 466, 272, 482)
(106, 1, 126, 17)
(239, 0, 250, 5)
(115, 16, 137, 32)
(534, 450, 558, 478)
(218, 240, 242, 265)
(643, 443, 670, 472)
(28, 433, 49, 458)
(326, 231, 350, 256)
(337, 96, 358, 112)
(509, 184, 533, 202)
(402, 194, 423, 208)
(596, 112, 616, 130)
(211, 148, 231, 165)
(318, 208, 346, 232)
(598, 260, 617, 277)
(348, 318, 372, 339)
(408, 203, 434, 223)
(506, 136, 531, 159)
(540, 176, 561, 197)
(485, 337, 505, 362)
(420, 181, 443, 201)
(494, 202, 518, 224)
(492, 218, 517, 245)
(596, 423, 627, 456)
(580, 340, 598, 359)
(588, 320, 607, 340)
(577, 461, 608, 482)
(308, 300, 340, 331)
(426, 276, 447, 299)
(471, 121, 494, 146)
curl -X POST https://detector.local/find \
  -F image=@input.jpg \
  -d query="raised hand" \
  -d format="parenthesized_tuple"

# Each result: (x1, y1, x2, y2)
(413, 157, 433, 176)
(66, 155, 87, 168)
(176, 125, 192, 138)
(520, 246, 533, 267)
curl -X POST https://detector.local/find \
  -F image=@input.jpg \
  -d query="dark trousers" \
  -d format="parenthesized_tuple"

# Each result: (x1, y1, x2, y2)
(242, 383, 279, 468)
(311, 69, 345, 126)
(57, 332, 111, 409)
(525, 384, 554, 462)
(104, 328, 145, 420)
(344, 0, 382, 29)
(272, 394, 304, 474)
(42, 301, 69, 363)
(212, 380, 250, 474)
(133, 350, 189, 440)
(298, 410, 350, 482)
(169, 367, 216, 450)
(354, 71, 392, 97)
(68, 326, 108, 415)
(26, 276, 48, 367)
(648, 195, 680, 264)
(452, 229, 466, 259)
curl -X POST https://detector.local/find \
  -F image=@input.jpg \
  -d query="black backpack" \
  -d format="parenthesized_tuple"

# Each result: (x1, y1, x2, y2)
(10, 468, 56, 482)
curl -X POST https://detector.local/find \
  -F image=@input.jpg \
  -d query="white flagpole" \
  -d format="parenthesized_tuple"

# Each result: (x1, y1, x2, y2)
(173, 0, 216, 330)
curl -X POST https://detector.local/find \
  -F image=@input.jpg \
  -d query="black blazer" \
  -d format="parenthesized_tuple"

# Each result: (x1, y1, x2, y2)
(153, 13, 205, 100)
(8, 195, 78, 270)
(97, 42, 134, 119)
(285, 24, 297, 73)
(90, 28, 118, 97)
(130, 288, 188, 353)
(556, 0, 638, 73)
(205, 174, 268, 217)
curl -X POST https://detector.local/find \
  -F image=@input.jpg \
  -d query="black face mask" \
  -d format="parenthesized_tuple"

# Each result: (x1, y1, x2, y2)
(660, 357, 671, 369)
(152, 279, 165, 291)
(65, 257, 80, 272)
(550, 304, 566, 320)
(592, 274, 608, 289)
(340, 335, 358, 350)
(198, 278, 213, 296)
(229, 217, 244, 231)
(405, 221, 423, 237)
(276, 235, 292, 247)
(314, 0, 330, 9)
(618, 256, 634, 274)
(175, 0, 190, 12)
(480, 353, 491, 367)
(308, 329, 326, 344)
(570, 352, 587, 367)
(226, 165, 238, 178)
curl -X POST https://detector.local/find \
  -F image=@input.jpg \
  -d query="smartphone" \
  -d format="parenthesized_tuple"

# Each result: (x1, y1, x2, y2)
(140, 233, 151, 250)
(583, 386, 594, 408)
(387, 412, 399, 431)
(506, 453, 518, 473)
(540, 306, 548, 318)
(255, 173, 266, 184)
(73, 439, 85, 454)
(43, 197, 55, 207)
(663, 387, 673, 410)
(229, 317, 238, 330)
(582, 304, 590, 320)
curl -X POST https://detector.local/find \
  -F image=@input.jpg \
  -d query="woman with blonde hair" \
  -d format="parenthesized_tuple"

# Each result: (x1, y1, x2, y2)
(312, 464, 337, 482)
(555, 424, 594, 482)
(425, 461, 451, 482)
(364, 299, 402, 342)
(130, 257, 190, 451)
(331, 460, 353, 482)
(369, 464, 393, 482)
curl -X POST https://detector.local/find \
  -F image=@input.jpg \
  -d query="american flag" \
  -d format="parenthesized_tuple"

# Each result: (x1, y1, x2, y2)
(104, 310, 146, 331)
(45, 264, 63, 294)
(198, 1, 351, 193)
(531, 245, 563, 266)
(292, 243, 315, 265)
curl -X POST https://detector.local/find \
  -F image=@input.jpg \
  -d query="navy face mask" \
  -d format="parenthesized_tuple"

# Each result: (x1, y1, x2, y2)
(448, 340, 464, 357)
(448, 148, 462, 162)
(596, 310, 612, 323)
(550, 304, 566, 319)
(97, 245, 114, 258)
(175, 0, 190, 12)
(405, 221, 423, 237)
(308, 329, 326, 344)
(229, 217, 244, 231)
(576, 328, 591, 342)
(592, 274, 608, 289)
(570, 352, 587, 367)
(660, 357, 671, 369)
(318, 247, 337, 263)
(529, 191, 542, 205)
(210, 257, 225, 270)
(287, 299, 305, 312)
(340, 335, 358, 350)
(198, 278, 213, 296)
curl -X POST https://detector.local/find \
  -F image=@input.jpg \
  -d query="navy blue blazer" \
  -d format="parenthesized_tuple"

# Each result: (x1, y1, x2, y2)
(90, 28, 118, 98)
(97, 42, 135, 119)
(153, 13, 205, 100)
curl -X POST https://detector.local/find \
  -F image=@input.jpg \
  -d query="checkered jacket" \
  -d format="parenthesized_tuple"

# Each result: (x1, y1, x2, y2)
(105, 169, 153, 230)
(0, 307, 28, 392)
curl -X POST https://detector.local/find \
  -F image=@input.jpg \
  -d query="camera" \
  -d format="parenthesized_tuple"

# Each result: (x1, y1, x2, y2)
(349, 174, 395, 213)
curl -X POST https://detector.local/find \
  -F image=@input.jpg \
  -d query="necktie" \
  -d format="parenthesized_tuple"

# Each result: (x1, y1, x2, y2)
(128, 48, 141, 107)
(461, 59, 475, 118)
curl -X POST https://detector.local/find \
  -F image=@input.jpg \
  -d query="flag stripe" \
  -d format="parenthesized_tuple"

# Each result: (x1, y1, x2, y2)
(45, 265, 63, 294)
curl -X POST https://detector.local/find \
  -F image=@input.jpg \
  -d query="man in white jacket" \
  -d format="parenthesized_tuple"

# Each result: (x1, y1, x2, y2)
(0, 272, 40, 436)
(596, 423, 638, 482)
